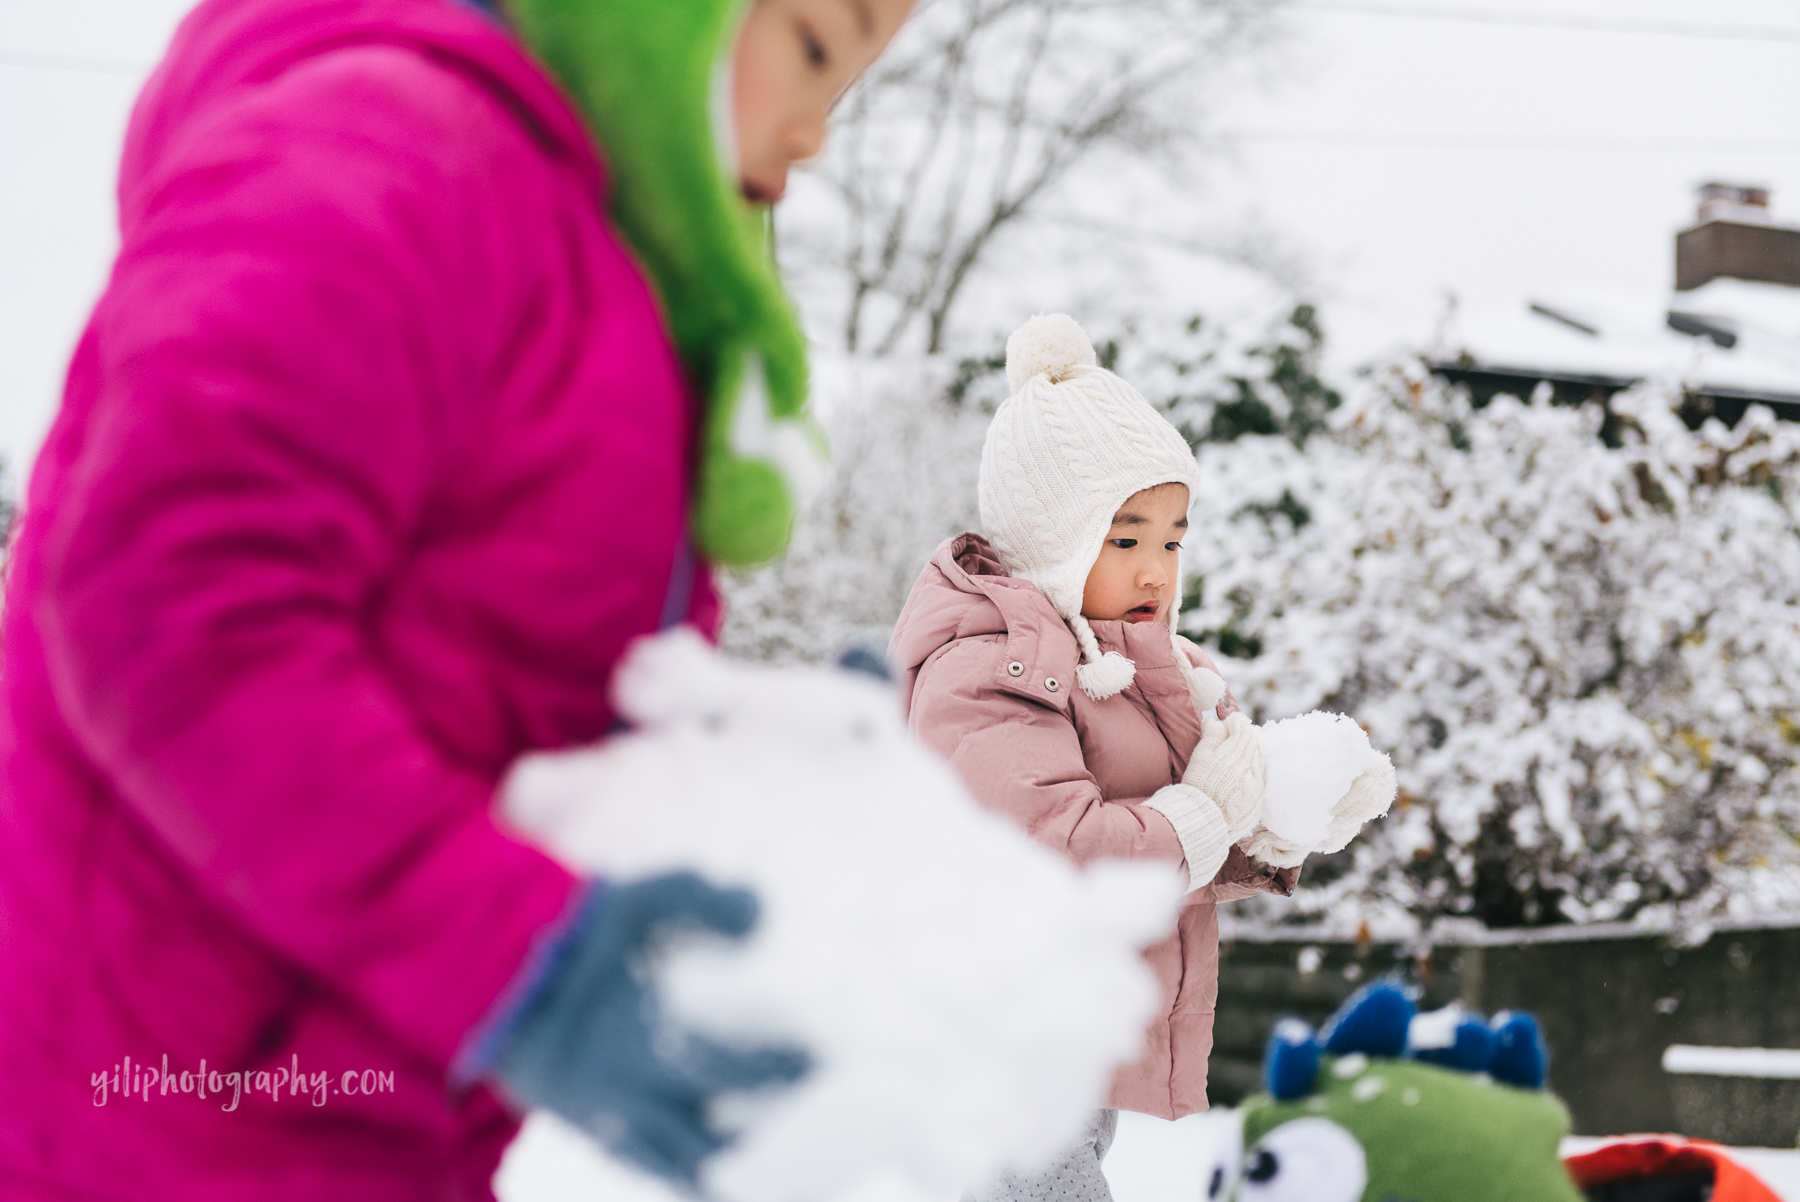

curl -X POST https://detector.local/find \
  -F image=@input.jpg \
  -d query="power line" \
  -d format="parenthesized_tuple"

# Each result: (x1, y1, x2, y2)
(0, 47, 152, 76)
(1229, 128, 1800, 154)
(1297, 2, 1800, 42)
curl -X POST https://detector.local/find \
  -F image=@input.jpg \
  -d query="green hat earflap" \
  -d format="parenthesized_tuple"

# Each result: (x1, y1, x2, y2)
(506, 0, 826, 566)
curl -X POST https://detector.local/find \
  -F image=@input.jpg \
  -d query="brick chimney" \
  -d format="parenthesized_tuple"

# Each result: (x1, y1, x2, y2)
(1676, 183, 1800, 291)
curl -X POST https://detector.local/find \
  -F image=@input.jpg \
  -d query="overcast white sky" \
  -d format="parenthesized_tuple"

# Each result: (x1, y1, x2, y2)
(5, 0, 1800, 486)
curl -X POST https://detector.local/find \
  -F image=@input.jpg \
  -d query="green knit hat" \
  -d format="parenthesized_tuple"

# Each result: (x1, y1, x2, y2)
(506, 0, 825, 567)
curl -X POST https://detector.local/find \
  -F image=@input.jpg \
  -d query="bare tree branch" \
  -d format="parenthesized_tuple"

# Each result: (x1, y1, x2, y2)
(781, 0, 1288, 354)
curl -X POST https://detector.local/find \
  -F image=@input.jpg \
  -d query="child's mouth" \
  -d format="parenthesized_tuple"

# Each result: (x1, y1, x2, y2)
(741, 179, 785, 205)
(1125, 602, 1160, 623)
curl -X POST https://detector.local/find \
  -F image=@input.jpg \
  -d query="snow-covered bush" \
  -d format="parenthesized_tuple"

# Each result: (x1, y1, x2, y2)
(727, 309, 1800, 932)
(1186, 365, 1800, 930)
(1107, 304, 1341, 450)
(720, 357, 990, 665)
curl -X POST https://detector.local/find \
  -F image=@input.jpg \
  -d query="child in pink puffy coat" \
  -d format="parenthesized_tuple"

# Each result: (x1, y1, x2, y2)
(890, 314, 1395, 1202)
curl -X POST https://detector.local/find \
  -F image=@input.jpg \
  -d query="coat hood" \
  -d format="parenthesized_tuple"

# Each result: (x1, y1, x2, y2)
(891, 533, 1081, 718)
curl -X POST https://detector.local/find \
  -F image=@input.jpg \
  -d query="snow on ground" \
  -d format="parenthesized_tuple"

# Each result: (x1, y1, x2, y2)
(498, 1111, 1800, 1202)
(493, 1109, 1241, 1202)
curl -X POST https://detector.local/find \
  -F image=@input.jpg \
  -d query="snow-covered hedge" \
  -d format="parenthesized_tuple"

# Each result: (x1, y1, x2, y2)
(720, 357, 988, 665)
(1187, 365, 1800, 931)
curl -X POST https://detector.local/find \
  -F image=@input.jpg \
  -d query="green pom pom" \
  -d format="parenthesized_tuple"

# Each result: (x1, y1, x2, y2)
(694, 456, 793, 568)
(506, 0, 821, 569)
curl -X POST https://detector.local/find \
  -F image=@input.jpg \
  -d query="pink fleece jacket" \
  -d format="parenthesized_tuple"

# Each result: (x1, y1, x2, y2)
(0, 0, 716, 1196)
(890, 534, 1297, 1120)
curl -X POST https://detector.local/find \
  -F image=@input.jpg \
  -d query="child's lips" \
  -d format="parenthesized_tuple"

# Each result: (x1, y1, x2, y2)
(741, 178, 786, 205)
(1124, 602, 1160, 623)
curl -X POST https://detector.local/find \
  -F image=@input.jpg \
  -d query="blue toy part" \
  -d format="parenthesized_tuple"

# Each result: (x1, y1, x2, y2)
(1414, 1013, 1499, 1073)
(1320, 983, 1416, 1058)
(835, 644, 893, 683)
(1258, 983, 1552, 1108)
(1264, 1017, 1323, 1100)
(1488, 1010, 1550, 1089)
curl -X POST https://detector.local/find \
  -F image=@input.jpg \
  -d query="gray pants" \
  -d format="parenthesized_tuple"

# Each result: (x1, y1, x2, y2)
(961, 1110, 1117, 1202)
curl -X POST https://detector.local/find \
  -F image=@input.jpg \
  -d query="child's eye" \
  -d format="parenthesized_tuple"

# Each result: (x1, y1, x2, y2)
(799, 23, 828, 68)
(1110, 538, 1138, 550)
(1166, 541, 1184, 551)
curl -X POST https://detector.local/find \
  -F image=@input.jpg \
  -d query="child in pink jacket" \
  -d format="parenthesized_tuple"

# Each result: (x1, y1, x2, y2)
(890, 314, 1394, 1202)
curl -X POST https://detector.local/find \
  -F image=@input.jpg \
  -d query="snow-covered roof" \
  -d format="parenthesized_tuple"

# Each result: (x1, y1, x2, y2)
(1434, 278, 1800, 404)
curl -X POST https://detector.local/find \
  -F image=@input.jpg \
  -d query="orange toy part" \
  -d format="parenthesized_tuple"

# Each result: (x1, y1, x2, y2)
(1566, 1138, 1782, 1202)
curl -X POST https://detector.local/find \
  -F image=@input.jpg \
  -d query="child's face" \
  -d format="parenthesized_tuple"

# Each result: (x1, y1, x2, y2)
(1080, 483, 1190, 625)
(731, 0, 913, 205)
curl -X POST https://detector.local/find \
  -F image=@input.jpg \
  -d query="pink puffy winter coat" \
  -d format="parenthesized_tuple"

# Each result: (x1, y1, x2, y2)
(890, 534, 1297, 1119)
(0, 0, 716, 1197)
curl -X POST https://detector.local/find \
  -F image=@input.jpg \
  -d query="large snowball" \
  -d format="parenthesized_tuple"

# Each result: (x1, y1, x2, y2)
(503, 630, 1180, 1202)
(1257, 711, 1372, 847)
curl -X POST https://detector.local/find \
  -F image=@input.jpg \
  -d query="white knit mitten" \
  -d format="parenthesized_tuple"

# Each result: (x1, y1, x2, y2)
(1237, 825, 1311, 869)
(1182, 711, 1266, 844)
(1316, 751, 1397, 855)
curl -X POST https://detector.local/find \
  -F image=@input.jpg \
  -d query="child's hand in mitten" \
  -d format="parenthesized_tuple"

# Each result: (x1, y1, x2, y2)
(1315, 750, 1397, 855)
(1181, 710, 1267, 843)
(1237, 824, 1312, 869)
(474, 874, 811, 1187)
(1146, 704, 1268, 892)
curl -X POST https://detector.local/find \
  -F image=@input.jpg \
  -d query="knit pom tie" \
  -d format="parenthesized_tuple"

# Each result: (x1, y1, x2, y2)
(1069, 613, 1136, 700)
(1075, 653, 1136, 701)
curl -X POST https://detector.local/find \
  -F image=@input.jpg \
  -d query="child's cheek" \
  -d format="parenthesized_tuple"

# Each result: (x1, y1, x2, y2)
(729, 12, 783, 179)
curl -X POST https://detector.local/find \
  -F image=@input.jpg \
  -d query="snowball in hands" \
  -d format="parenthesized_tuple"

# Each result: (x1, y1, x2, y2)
(502, 630, 1181, 1202)
(1244, 712, 1397, 867)
(1257, 712, 1373, 848)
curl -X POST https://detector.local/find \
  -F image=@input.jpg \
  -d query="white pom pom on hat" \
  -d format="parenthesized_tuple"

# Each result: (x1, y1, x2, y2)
(980, 313, 1203, 702)
(1005, 313, 1099, 393)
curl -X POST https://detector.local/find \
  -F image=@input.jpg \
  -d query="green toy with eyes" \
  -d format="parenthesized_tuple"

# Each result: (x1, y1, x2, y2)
(1204, 984, 1585, 1202)
(504, 0, 825, 568)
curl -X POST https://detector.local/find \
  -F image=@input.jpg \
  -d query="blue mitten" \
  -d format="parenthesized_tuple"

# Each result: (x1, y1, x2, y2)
(470, 873, 810, 1187)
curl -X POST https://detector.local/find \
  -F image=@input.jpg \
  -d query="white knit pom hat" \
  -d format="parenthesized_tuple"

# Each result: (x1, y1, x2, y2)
(979, 314, 1202, 701)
